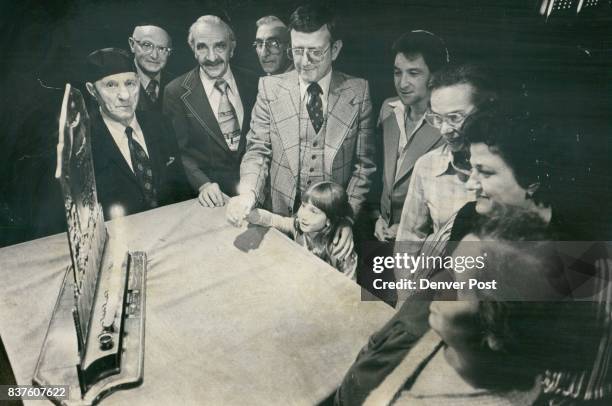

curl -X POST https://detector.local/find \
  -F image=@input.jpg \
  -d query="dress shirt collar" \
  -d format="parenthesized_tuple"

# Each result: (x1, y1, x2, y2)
(100, 110, 142, 134)
(134, 61, 161, 92)
(199, 67, 237, 99)
(100, 109, 147, 154)
(389, 100, 427, 127)
(388, 99, 428, 149)
(432, 144, 471, 179)
(299, 69, 333, 103)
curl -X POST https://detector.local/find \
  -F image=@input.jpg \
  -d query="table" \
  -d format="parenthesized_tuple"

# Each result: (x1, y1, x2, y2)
(0, 200, 393, 405)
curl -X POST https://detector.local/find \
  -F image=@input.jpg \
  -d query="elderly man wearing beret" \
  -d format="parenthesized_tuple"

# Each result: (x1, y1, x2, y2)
(85, 47, 193, 219)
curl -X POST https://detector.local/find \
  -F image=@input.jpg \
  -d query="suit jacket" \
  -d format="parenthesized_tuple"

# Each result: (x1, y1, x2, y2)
(378, 98, 443, 226)
(163, 66, 258, 196)
(240, 70, 376, 217)
(90, 110, 193, 220)
(136, 71, 173, 112)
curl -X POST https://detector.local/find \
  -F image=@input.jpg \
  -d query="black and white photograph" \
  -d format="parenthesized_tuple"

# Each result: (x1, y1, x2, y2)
(1, 0, 611, 405)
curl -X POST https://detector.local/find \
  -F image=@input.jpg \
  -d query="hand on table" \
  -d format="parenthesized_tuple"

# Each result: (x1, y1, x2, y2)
(198, 182, 226, 207)
(226, 193, 256, 227)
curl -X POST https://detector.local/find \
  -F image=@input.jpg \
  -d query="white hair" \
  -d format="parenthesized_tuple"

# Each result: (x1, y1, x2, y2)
(255, 15, 287, 29)
(187, 15, 235, 49)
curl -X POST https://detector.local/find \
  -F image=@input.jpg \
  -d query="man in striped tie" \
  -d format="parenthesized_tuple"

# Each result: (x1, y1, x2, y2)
(164, 15, 258, 207)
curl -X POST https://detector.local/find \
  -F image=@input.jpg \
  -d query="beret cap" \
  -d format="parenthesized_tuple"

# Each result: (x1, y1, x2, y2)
(86, 48, 135, 83)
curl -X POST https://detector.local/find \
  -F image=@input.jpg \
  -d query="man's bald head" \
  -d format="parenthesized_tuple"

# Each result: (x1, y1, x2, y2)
(128, 25, 172, 78)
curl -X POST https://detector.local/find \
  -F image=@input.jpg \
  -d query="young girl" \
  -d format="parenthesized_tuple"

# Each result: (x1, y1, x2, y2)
(247, 181, 357, 281)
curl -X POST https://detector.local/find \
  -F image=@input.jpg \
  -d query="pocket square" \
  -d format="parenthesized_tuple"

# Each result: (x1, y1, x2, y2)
(166, 157, 175, 166)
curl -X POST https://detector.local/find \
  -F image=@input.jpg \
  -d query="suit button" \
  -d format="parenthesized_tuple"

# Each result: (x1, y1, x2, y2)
(313, 142, 318, 147)
(288, 206, 293, 213)
(309, 167, 314, 172)
(311, 155, 317, 160)
(307, 180, 312, 185)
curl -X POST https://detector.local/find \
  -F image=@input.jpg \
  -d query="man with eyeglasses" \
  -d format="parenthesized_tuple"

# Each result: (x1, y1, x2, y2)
(128, 24, 173, 112)
(374, 31, 448, 243)
(164, 15, 258, 207)
(85, 48, 192, 220)
(395, 63, 498, 250)
(226, 3, 376, 259)
(253, 16, 293, 75)
(334, 63, 499, 406)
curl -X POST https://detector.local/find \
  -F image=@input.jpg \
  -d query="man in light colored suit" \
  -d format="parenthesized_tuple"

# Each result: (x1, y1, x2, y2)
(227, 3, 376, 257)
(374, 31, 448, 241)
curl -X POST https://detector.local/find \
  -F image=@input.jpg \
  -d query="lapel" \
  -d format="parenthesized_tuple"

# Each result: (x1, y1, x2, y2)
(136, 82, 152, 111)
(92, 113, 141, 189)
(382, 104, 403, 190)
(232, 68, 250, 134)
(232, 68, 253, 153)
(325, 72, 358, 171)
(180, 67, 230, 153)
(394, 122, 442, 186)
(269, 71, 301, 179)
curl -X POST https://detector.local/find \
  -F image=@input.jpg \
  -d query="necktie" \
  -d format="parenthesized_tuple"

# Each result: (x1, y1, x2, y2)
(214, 79, 240, 151)
(306, 82, 324, 133)
(146, 79, 158, 103)
(125, 126, 157, 208)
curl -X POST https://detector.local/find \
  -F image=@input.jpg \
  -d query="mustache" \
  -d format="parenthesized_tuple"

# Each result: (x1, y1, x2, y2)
(203, 59, 224, 67)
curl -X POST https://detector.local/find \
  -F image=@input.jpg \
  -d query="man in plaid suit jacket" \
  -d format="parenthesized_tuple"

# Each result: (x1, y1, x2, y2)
(227, 3, 376, 257)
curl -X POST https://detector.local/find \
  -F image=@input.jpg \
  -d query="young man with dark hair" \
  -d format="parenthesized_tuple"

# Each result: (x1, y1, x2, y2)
(375, 30, 449, 242)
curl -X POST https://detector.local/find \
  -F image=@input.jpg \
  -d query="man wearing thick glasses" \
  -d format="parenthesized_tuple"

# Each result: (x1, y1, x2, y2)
(227, 3, 376, 259)
(164, 15, 258, 207)
(253, 16, 293, 75)
(128, 24, 173, 112)
(395, 64, 498, 255)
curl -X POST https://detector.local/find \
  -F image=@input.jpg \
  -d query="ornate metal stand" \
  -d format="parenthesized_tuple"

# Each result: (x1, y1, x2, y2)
(33, 84, 147, 405)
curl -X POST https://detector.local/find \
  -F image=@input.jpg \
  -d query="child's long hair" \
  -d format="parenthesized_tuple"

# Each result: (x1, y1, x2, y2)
(295, 181, 353, 261)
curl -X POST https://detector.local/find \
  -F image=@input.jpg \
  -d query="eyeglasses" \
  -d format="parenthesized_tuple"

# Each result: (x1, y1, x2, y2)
(252, 39, 284, 53)
(131, 38, 172, 55)
(287, 44, 331, 62)
(424, 109, 470, 129)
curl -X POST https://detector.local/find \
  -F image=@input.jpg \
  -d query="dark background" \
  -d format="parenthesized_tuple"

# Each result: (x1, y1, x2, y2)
(1, 0, 611, 246)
